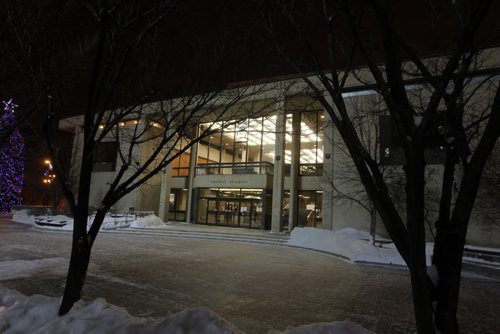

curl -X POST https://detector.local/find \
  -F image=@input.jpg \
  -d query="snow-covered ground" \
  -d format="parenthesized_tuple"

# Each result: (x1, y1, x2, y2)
(12, 209, 168, 231)
(12, 209, 500, 268)
(287, 227, 500, 268)
(288, 227, 423, 266)
(4, 210, 498, 333)
(0, 287, 238, 334)
(0, 287, 374, 333)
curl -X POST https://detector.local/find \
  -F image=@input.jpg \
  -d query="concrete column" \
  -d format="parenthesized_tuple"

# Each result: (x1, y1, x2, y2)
(186, 137, 199, 224)
(158, 163, 173, 222)
(322, 111, 335, 230)
(158, 120, 175, 223)
(271, 99, 286, 233)
(288, 111, 301, 231)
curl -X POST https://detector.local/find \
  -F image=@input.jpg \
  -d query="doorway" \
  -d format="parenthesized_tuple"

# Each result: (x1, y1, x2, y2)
(197, 189, 264, 229)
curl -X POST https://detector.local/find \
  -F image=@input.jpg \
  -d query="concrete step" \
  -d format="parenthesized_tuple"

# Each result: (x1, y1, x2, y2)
(108, 227, 289, 245)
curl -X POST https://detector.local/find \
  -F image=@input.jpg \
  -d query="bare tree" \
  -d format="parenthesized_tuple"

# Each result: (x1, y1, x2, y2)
(6, 0, 277, 315)
(261, 1, 500, 333)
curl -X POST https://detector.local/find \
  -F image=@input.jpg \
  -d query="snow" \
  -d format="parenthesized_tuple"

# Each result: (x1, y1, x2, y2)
(0, 288, 238, 334)
(129, 215, 166, 228)
(0, 258, 67, 281)
(12, 209, 167, 231)
(6, 215, 498, 332)
(11, 209, 34, 225)
(288, 227, 433, 266)
(11, 211, 497, 269)
(0, 287, 375, 334)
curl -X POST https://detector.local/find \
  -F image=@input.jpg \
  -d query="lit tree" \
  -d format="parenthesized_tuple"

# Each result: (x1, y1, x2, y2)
(0, 99, 25, 212)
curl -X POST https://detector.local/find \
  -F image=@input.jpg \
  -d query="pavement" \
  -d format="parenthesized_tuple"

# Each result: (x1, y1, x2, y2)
(1, 219, 500, 333)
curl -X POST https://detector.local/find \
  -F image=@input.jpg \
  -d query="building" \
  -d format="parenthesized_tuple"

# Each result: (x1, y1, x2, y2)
(59, 48, 500, 247)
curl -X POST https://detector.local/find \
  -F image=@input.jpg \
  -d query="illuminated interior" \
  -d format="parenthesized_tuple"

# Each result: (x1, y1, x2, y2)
(197, 111, 324, 168)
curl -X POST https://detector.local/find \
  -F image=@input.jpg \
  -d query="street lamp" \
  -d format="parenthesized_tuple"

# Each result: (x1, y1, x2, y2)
(42, 159, 55, 184)
(42, 159, 57, 208)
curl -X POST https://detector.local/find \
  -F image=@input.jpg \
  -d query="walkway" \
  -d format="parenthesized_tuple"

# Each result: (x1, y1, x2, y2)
(1, 220, 499, 333)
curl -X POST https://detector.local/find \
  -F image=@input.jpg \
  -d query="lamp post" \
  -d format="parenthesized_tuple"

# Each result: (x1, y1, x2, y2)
(42, 159, 57, 208)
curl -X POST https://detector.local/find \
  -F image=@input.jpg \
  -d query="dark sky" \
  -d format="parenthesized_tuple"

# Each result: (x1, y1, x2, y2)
(1, 0, 499, 204)
(2, 0, 500, 116)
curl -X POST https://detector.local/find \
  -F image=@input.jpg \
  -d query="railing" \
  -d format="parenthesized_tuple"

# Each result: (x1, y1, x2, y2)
(284, 163, 324, 176)
(196, 161, 274, 176)
(299, 163, 323, 176)
(177, 162, 322, 177)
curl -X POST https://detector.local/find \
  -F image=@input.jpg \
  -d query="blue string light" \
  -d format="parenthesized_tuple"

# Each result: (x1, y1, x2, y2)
(0, 99, 25, 212)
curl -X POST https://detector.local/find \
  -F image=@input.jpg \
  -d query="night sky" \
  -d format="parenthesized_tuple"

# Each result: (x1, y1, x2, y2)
(1, 0, 499, 206)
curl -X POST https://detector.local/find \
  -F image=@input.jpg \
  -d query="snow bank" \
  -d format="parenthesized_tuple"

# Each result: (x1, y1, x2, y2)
(35, 215, 72, 227)
(0, 287, 239, 334)
(11, 209, 34, 225)
(276, 321, 375, 334)
(0, 287, 376, 334)
(288, 227, 432, 266)
(19, 213, 167, 231)
(129, 215, 167, 228)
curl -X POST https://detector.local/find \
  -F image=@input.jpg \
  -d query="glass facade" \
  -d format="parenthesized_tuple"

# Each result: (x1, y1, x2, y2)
(197, 116, 277, 174)
(299, 110, 325, 176)
(196, 112, 325, 176)
(165, 109, 327, 230)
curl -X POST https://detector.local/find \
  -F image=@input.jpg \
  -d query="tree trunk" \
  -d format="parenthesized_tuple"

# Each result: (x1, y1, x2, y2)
(408, 267, 436, 334)
(405, 140, 436, 334)
(434, 163, 484, 333)
(59, 232, 92, 315)
(433, 150, 459, 332)
(433, 228, 462, 333)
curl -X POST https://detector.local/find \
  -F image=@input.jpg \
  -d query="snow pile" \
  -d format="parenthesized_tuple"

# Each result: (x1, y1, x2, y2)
(100, 214, 133, 230)
(288, 227, 431, 266)
(11, 209, 34, 225)
(276, 321, 375, 334)
(0, 287, 239, 334)
(35, 215, 72, 227)
(12, 211, 166, 231)
(0, 287, 376, 334)
(129, 215, 167, 228)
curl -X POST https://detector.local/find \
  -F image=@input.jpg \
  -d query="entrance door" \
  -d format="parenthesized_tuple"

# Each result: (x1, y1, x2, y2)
(206, 199, 219, 225)
(238, 199, 251, 227)
(196, 189, 265, 229)
(222, 200, 240, 226)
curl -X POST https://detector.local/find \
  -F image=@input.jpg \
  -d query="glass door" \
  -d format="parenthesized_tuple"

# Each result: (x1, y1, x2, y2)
(221, 200, 238, 226)
(239, 199, 251, 227)
(196, 188, 266, 229)
(207, 199, 218, 224)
